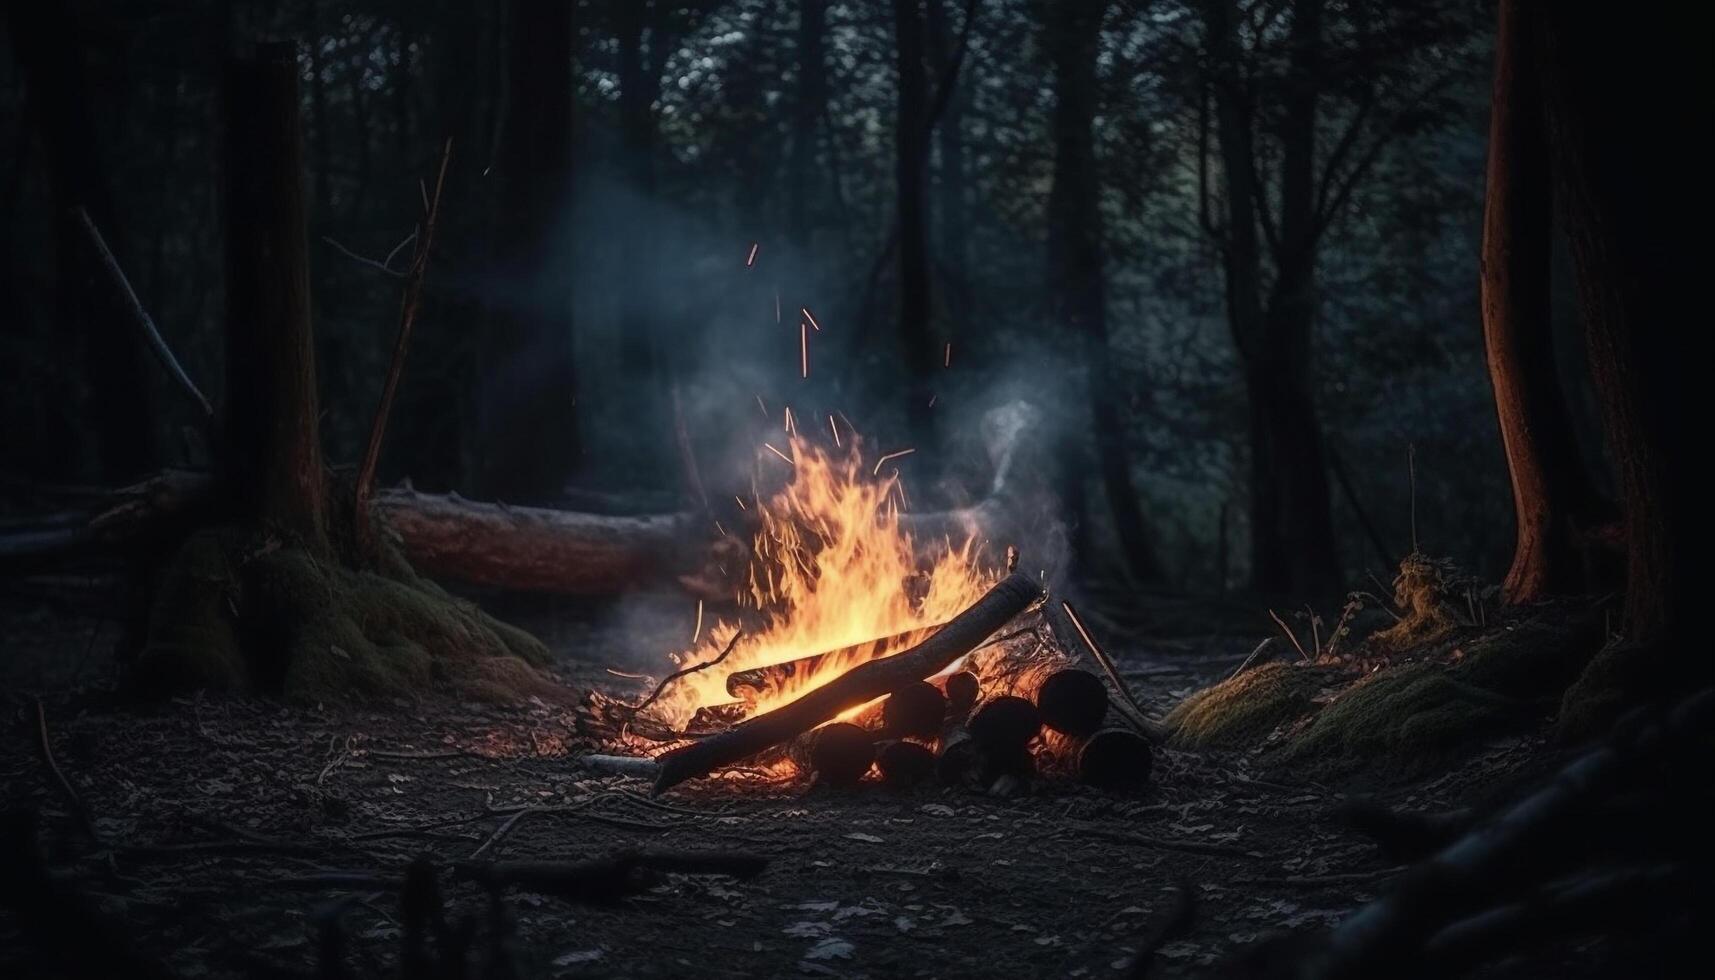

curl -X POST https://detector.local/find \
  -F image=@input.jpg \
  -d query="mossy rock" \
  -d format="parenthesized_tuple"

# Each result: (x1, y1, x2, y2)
(1165, 662, 1340, 750)
(132, 524, 557, 705)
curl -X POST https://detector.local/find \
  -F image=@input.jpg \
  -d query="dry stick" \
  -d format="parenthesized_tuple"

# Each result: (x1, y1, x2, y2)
(1227, 637, 1278, 681)
(75, 207, 214, 420)
(1267, 608, 1311, 662)
(1057, 600, 1164, 742)
(33, 698, 99, 842)
(469, 808, 531, 861)
(625, 628, 745, 721)
(653, 572, 1044, 795)
(354, 137, 453, 549)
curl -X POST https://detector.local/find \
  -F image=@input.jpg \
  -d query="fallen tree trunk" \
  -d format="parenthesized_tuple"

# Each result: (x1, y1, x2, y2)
(0, 470, 732, 598)
(652, 571, 1044, 795)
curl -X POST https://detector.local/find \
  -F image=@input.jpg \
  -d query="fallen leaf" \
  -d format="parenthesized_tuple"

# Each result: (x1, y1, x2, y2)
(802, 937, 854, 961)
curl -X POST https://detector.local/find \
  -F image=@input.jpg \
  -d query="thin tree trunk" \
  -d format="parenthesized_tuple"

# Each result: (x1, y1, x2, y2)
(893, 0, 936, 446)
(1538, 2, 1694, 644)
(1044, 0, 1162, 584)
(476, 0, 577, 504)
(925, 0, 970, 275)
(222, 42, 329, 553)
(1481, 0, 1602, 603)
(9, 0, 156, 479)
(788, 0, 827, 251)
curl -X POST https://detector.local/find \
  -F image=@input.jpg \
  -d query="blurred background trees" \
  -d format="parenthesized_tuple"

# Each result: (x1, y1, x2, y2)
(2, 0, 1518, 596)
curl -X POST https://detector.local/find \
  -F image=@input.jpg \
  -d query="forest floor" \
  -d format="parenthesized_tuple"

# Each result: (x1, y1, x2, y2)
(0, 589, 1576, 979)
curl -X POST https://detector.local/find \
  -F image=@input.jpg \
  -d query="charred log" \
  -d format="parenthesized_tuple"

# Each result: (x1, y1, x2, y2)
(724, 624, 944, 700)
(882, 680, 948, 738)
(967, 695, 1041, 753)
(651, 571, 1042, 794)
(876, 739, 936, 789)
(942, 670, 981, 717)
(793, 722, 876, 788)
(1077, 728, 1152, 790)
(1036, 668, 1108, 737)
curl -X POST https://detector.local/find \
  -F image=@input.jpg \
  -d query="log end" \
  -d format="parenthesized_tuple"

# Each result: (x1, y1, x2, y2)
(806, 722, 876, 788)
(876, 739, 937, 789)
(968, 695, 1042, 751)
(1037, 669, 1109, 737)
(882, 680, 949, 739)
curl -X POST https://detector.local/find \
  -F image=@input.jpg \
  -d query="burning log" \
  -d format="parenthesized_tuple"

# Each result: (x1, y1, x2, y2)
(651, 571, 1044, 794)
(967, 695, 1042, 752)
(723, 624, 944, 700)
(1035, 668, 1109, 737)
(876, 739, 936, 788)
(881, 680, 948, 738)
(1077, 728, 1153, 790)
(793, 722, 876, 787)
(943, 670, 981, 716)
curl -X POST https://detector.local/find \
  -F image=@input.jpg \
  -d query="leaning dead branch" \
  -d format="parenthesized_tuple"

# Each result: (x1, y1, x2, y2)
(355, 137, 454, 549)
(32, 698, 100, 842)
(75, 207, 214, 420)
(652, 571, 1044, 794)
(1055, 600, 1166, 742)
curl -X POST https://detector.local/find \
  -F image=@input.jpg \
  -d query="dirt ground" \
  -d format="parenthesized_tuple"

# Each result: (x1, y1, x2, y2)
(1, 590, 1567, 979)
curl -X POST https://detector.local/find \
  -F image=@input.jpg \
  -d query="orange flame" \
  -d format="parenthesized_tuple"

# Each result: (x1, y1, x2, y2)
(646, 434, 998, 730)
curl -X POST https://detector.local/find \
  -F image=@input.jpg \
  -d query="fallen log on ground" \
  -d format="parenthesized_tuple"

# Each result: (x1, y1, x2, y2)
(651, 571, 1044, 794)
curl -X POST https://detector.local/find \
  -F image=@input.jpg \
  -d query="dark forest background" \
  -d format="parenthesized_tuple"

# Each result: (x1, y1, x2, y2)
(2, 0, 1585, 596)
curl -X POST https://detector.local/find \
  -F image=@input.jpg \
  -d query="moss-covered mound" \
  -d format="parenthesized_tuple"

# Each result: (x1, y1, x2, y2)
(1166, 662, 1343, 750)
(1165, 597, 1606, 780)
(132, 523, 558, 705)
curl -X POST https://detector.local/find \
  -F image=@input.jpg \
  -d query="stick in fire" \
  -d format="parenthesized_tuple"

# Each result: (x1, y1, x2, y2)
(651, 571, 1045, 795)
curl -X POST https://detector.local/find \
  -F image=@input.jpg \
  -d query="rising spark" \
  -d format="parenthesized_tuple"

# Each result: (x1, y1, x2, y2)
(756, 394, 768, 417)
(828, 414, 842, 447)
(872, 447, 916, 476)
(928, 394, 937, 408)
(714, 520, 728, 537)
(745, 242, 759, 267)
(802, 307, 822, 331)
(800, 322, 809, 378)
(764, 442, 795, 465)
(692, 599, 704, 644)
(734, 495, 748, 511)
(775, 289, 781, 323)
(944, 342, 951, 368)
(605, 668, 649, 680)
(784, 406, 796, 435)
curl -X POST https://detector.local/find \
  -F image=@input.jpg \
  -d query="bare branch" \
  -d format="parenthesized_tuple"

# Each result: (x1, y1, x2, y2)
(75, 208, 215, 421)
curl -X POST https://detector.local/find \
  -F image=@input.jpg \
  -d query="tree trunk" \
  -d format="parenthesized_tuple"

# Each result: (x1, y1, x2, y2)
(925, 0, 970, 275)
(1481, 0, 1603, 604)
(9, 0, 156, 479)
(222, 42, 329, 553)
(893, 0, 936, 446)
(788, 0, 828, 251)
(476, 0, 578, 504)
(1044, 0, 1162, 584)
(1538, 2, 1694, 645)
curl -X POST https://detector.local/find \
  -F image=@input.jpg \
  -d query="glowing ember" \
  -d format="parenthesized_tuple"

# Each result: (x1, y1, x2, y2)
(745, 242, 759, 267)
(643, 435, 999, 731)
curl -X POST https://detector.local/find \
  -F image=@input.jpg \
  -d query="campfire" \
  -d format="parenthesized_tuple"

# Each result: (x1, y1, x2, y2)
(578, 428, 1155, 796)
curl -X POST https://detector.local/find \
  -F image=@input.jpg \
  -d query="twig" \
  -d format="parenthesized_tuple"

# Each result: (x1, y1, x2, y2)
(33, 698, 100, 842)
(1267, 609, 1311, 662)
(1233, 867, 1406, 888)
(469, 807, 531, 861)
(625, 628, 744, 720)
(321, 234, 411, 277)
(1305, 604, 1322, 659)
(355, 137, 453, 549)
(1057, 600, 1163, 741)
(1227, 637, 1277, 681)
(75, 207, 214, 420)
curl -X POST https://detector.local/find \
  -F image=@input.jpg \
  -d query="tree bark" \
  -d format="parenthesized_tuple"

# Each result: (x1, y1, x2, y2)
(1203, 0, 1339, 595)
(476, 0, 577, 504)
(1481, 0, 1603, 604)
(222, 43, 329, 553)
(1537, 2, 1694, 644)
(893, 0, 936, 446)
(925, 0, 970, 275)
(1044, 0, 1163, 585)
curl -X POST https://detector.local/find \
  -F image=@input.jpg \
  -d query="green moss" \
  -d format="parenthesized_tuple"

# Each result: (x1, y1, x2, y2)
(1165, 662, 1336, 750)
(131, 526, 249, 696)
(132, 523, 557, 705)
(1270, 664, 1517, 776)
